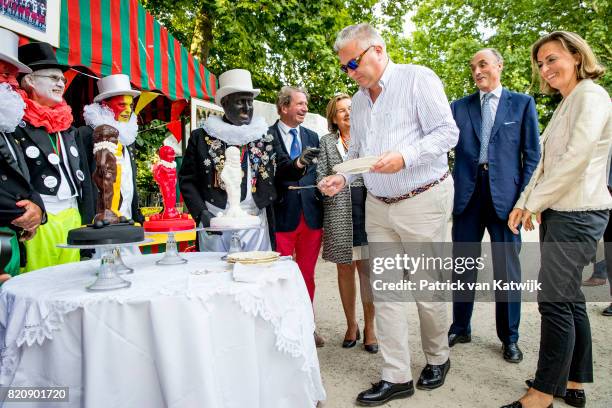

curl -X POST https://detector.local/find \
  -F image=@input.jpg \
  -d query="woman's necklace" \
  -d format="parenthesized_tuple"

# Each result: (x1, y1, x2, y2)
(340, 132, 350, 152)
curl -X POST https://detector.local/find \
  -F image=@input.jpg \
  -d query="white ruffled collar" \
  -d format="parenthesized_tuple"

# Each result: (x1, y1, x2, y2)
(93, 140, 118, 155)
(159, 159, 176, 169)
(0, 83, 26, 133)
(201, 115, 268, 145)
(83, 102, 138, 146)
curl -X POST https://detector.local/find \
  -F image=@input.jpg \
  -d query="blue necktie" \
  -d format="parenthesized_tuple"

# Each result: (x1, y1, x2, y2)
(479, 93, 494, 164)
(289, 128, 301, 159)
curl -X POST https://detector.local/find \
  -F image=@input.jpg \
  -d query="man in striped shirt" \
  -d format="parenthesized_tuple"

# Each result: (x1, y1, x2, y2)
(319, 23, 459, 406)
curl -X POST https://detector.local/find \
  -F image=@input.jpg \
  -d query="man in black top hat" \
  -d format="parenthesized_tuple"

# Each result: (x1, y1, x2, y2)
(13, 41, 93, 271)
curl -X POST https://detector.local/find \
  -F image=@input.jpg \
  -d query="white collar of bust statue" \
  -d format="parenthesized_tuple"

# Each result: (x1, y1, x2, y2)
(201, 115, 268, 146)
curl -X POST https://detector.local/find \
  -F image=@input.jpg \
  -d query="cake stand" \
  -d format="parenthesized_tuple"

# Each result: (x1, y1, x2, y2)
(57, 239, 152, 292)
(202, 225, 266, 260)
(145, 227, 202, 265)
(113, 247, 135, 274)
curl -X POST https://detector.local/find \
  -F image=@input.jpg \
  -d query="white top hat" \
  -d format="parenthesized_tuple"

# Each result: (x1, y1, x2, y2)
(94, 74, 141, 103)
(0, 28, 32, 73)
(214, 69, 260, 106)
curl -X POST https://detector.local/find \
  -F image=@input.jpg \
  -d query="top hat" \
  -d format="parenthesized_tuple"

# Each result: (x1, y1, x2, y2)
(0, 28, 32, 73)
(214, 69, 260, 106)
(94, 74, 141, 103)
(18, 42, 68, 72)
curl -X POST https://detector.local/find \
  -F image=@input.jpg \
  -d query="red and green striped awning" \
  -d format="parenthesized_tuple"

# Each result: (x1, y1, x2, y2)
(55, 0, 217, 102)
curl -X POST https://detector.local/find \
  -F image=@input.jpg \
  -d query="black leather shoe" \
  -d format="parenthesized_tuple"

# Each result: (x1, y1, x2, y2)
(363, 329, 378, 353)
(355, 380, 414, 406)
(503, 342, 523, 363)
(364, 343, 379, 354)
(603, 303, 612, 316)
(525, 379, 584, 407)
(563, 389, 586, 408)
(448, 333, 471, 347)
(416, 359, 450, 390)
(500, 402, 553, 408)
(342, 327, 360, 348)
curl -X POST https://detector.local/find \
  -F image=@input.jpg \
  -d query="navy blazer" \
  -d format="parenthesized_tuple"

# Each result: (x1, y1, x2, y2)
(451, 89, 540, 219)
(269, 121, 323, 232)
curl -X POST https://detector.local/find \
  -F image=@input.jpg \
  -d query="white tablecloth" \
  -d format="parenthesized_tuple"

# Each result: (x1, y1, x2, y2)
(0, 253, 325, 407)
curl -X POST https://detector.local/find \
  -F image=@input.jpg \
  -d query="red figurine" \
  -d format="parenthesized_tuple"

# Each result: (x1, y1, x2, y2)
(144, 145, 194, 232)
(152, 145, 180, 219)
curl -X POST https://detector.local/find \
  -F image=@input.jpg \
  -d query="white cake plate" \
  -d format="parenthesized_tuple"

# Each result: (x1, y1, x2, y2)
(58, 239, 153, 292)
(145, 227, 203, 266)
(202, 225, 266, 260)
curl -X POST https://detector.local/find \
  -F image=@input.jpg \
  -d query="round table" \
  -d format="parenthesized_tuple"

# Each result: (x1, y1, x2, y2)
(0, 253, 325, 407)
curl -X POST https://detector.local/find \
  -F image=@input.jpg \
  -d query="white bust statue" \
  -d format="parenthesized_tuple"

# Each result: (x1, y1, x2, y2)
(210, 146, 260, 228)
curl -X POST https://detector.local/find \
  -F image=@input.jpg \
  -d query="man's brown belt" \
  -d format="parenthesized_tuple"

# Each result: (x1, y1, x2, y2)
(373, 171, 450, 204)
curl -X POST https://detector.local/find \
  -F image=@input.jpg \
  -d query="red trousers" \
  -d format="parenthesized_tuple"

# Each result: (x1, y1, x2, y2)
(275, 213, 322, 302)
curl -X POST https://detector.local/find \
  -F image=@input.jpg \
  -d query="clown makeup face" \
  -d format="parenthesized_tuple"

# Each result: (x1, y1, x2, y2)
(103, 95, 134, 122)
(26, 68, 66, 106)
(0, 61, 19, 86)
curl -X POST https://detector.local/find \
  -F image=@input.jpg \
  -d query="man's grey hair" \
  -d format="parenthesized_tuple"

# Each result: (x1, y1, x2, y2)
(477, 48, 504, 64)
(333, 23, 386, 52)
(276, 86, 309, 114)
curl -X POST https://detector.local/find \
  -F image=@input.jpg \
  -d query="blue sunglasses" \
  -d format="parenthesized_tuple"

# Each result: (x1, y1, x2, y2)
(340, 46, 374, 73)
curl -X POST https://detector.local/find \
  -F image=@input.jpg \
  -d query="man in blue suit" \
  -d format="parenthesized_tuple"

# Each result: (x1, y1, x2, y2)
(448, 48, 540, 363)
(269, 86, 324, 346)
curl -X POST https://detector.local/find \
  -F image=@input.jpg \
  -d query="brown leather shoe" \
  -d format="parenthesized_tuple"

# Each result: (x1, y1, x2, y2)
(582, 277, 606, 286)
(314, 331, 325, 348)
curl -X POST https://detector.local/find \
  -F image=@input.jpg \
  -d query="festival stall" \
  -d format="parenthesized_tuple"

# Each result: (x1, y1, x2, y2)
(3, 0, 219, 252)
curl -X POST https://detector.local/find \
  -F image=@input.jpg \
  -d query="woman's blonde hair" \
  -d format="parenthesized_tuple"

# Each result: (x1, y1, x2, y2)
(530, 31, 605, 94)
(325, 93, 351, 133)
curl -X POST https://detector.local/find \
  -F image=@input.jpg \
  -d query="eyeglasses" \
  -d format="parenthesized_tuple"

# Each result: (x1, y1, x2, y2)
(30, 74, 67, 85)
(340, 45, 374, 73)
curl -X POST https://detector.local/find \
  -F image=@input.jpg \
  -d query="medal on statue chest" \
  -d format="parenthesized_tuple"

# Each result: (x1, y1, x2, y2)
(205, 135, 226, 188)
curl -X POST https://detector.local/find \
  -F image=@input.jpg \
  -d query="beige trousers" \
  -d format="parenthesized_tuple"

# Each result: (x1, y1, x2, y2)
(366, 176, 453, 383)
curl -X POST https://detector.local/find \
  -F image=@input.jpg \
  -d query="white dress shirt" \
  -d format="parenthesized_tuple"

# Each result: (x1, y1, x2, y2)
(277, 120, 301, 154)
(346, 61, 459, 197)
(40, 132, 78, 214)
(479, 84, 503, 120)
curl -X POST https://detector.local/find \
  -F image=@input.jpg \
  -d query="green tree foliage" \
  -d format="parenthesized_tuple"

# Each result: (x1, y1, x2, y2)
(134, 119, 170, 203)
(142, 0, 609, 124)
(142, 0, 410, 114)
(389, 0, 610, 126)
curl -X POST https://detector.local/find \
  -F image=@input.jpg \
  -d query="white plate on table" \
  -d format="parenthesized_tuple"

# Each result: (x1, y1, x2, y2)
(333, 156, 379, 174)
(227, 251, 281, 264)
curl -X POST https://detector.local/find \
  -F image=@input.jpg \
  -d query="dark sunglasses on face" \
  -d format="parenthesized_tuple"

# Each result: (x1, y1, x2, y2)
(340, 45, 374, 73)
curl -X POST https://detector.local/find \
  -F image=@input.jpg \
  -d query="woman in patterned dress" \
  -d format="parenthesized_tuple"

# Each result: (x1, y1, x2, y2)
(316, 93, 377, 353)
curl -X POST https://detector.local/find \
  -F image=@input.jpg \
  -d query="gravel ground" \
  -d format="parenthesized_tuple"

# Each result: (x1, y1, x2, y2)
(312, 226, 612, 408)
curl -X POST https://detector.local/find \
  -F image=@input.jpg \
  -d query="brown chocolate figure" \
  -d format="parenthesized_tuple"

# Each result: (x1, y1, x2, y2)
(92, 125, 120, 223)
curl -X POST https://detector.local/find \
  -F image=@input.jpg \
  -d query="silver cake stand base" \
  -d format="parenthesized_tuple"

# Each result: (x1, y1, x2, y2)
(202, 225, 265, 260)
(58, 239, 153, 292)
(145, 227, 203, 266)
